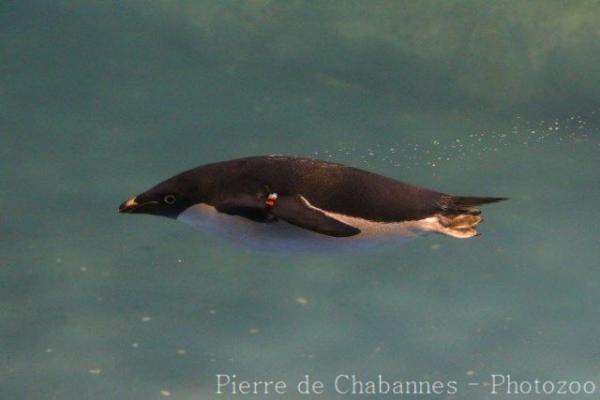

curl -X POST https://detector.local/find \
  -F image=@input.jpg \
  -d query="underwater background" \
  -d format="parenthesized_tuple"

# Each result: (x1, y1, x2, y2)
(2, 1, 599, 399)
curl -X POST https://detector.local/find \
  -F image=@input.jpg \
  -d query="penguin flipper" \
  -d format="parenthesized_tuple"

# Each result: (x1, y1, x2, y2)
(215, 195, 275, 223)
(270, 195, 360, 237)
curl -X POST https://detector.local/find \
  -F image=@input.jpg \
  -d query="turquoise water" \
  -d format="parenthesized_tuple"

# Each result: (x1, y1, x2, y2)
(2, 2, 600, 399)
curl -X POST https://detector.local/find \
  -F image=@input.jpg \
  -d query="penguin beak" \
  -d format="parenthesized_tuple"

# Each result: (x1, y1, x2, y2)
(119, 197, 140, 213)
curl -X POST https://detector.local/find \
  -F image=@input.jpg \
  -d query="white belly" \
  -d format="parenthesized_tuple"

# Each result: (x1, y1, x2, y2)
(176, 204, 434, 253)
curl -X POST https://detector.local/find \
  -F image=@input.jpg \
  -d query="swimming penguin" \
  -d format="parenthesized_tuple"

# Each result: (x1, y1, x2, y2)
(119, 155, 506, 251)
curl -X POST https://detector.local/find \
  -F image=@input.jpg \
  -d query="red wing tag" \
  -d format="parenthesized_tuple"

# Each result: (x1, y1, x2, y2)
(265, 193, 278, 208)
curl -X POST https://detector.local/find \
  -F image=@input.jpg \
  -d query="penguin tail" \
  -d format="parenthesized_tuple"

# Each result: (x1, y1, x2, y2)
(434, 195, 507, 238)
(443, 196, 508, 212)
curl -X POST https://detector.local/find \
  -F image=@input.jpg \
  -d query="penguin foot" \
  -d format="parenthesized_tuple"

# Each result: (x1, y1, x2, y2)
(435, 213, 483, 238)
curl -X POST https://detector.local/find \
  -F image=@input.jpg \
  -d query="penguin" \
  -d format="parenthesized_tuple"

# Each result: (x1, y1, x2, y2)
(119, 155, 506, 251)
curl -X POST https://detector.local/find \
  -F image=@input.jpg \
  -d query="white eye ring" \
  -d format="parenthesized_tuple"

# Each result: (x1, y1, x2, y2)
(164, 194, 176, 204)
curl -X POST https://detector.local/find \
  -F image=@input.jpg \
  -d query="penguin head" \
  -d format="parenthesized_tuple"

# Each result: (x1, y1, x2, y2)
(119, 175, 200, 219)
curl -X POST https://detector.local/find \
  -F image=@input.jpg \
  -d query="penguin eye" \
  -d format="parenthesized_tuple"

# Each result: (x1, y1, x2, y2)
(163, 194, 176, 205)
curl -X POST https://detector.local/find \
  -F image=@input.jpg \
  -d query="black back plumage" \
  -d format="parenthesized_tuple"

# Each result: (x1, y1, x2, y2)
(178, 155, 452, 222)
